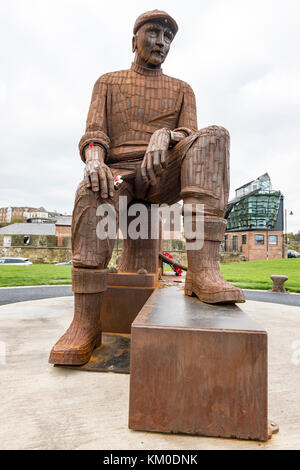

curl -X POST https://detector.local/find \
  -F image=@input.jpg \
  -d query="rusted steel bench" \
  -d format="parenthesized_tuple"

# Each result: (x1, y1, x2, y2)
(270, 275, 288, 293)
(129, 285, 274, 441)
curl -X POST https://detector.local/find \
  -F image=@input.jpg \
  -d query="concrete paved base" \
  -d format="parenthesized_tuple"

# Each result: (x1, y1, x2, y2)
(0, 295, 299, 449)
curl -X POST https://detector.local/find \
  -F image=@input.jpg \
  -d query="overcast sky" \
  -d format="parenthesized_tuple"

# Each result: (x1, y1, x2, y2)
(0, 0, 299, 231)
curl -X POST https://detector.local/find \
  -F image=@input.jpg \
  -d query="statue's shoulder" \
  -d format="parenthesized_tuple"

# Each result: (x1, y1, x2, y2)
(95, 69, 132, 85)
(162, 73, 195, 95)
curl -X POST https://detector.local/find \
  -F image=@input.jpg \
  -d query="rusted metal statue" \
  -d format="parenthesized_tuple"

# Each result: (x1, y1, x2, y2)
(49, 9, 245, 366)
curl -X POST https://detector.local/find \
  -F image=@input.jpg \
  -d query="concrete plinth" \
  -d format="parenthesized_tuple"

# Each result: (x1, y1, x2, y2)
(0, 294, 299, 449)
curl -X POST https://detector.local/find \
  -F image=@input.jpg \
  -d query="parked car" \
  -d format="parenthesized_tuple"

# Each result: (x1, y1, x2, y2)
(0, 257, 33, 266)
(288, 250, 300, 258)
(55, 260, 72, 265)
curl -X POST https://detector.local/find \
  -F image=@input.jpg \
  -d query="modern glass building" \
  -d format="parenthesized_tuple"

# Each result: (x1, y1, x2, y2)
(224, 174, 284, 260)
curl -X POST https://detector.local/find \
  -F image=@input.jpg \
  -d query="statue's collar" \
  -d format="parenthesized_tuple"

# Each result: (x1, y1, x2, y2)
(131, 62, 163, 76)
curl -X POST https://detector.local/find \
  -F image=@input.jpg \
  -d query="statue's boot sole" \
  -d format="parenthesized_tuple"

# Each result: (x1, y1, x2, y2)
(185, 286, 246, 304)
(49, 334, 102, 366)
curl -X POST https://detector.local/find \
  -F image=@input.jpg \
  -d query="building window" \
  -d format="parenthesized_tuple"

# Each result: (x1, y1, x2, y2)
(255, 234, 264, 245)
(242, 234, 247, 244)
(232, 235, 238, 251)
(224, 235, 228, 251)
(4, 236, 11, 247)
(24, 235, 30, 245)
(269, 235, 278, 245)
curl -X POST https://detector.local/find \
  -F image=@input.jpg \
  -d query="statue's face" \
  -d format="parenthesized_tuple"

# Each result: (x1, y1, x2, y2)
(134, 21, 174, 66)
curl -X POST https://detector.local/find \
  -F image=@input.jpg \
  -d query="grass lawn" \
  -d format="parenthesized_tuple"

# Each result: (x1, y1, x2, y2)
(0, 259, 299, 292)
(220, 258, 300, 293)
(0, 264, 72, 287)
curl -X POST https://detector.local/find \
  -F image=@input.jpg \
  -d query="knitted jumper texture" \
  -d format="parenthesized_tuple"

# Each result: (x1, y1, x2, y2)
(79, 63, 198, 163)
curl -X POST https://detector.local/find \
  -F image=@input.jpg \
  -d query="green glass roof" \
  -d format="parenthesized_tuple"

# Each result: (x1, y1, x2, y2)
(226, 191, 282, 231)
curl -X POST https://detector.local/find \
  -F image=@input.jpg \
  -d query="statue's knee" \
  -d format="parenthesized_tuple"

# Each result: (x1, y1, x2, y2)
(74, 179, 96, 201)
(198, 125, 230, 140)
(188, 126, 230, 155)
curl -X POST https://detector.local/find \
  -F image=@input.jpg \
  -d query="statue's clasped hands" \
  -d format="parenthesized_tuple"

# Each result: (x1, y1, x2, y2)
(84, 144, 114, 198)
(141, 128, 170, 185)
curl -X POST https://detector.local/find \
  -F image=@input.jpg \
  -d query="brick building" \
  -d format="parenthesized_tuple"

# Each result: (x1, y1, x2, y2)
(54, 216, 72, 245)
(225, 173, 284, 261)
(0, 206, 71, 225)
(0, 206, 43, 223)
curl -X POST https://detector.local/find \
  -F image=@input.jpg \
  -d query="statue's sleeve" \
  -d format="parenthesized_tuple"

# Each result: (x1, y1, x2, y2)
(174, 82, 198, 136)
(78, 77, 111, 162)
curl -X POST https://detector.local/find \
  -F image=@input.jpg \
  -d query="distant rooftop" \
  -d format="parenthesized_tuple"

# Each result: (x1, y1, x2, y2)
(0, 223, 56, 236)
(0, 206, 45, 212)
(54, 216, 72, 226)
(235, 173, 271, 196)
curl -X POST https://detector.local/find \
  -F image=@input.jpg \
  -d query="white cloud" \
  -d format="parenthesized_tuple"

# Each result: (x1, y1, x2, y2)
(0, 0, 299, 231)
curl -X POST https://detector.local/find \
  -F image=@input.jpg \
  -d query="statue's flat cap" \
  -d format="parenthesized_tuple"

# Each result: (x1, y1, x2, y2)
(133, 10, 178, 36)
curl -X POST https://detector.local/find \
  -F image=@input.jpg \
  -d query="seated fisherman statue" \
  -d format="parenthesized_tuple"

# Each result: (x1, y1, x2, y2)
(49, 9, 245, 366)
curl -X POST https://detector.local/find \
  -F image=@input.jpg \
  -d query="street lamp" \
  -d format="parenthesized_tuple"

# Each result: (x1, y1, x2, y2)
(285, 209, 294, 255)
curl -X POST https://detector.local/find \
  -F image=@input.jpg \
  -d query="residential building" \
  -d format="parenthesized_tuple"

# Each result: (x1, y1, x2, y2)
(0, 206, 40, 223)
(23, 207, 48, 220)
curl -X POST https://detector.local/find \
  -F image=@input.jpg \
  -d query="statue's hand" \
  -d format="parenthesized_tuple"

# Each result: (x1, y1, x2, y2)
(84, 145, 114, 198)
(141, 128, 170, 185)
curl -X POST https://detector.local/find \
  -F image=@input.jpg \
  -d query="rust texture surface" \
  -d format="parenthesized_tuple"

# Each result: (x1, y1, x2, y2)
(129, 286, 268, 441)
(55, 333, 130, 374)
(100, 273, 157, 334)
(50, 9, 245, 366)
(133, 286, 264, 332)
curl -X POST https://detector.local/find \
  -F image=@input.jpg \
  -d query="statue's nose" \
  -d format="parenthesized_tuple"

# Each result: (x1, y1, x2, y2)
(156, 32, 164, 47)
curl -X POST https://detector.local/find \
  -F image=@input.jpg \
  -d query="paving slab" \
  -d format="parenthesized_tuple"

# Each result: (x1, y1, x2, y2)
(0, 295, 299, 450)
